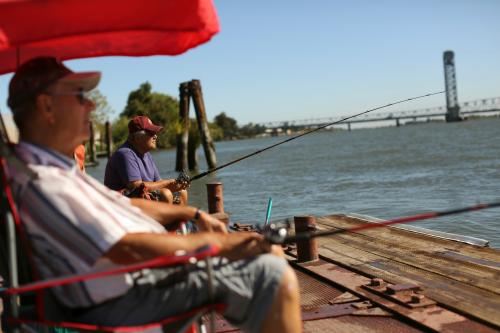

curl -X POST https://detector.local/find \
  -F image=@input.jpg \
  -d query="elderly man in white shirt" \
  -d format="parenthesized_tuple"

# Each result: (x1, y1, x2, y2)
(6, 56, 301, 333)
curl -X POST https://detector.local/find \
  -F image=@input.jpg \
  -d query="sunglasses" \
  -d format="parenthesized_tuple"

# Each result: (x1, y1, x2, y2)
(45, 88, 92, 105)
(145, 130, 158, 137)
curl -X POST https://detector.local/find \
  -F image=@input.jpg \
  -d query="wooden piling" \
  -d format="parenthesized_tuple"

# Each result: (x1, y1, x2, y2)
(189, 79, 217, 169)
(206, 182, 224, 214)
(294, 215, 319, 263)
(188, 137, 198, 171)
(88, 121, 97, 164)
(176, 82, 190, 171)
(105, 121, 112, 159)
(206, 182, 229, 224)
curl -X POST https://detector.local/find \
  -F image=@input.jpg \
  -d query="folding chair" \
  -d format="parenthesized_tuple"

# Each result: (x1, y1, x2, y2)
(0, 150, 226, 333)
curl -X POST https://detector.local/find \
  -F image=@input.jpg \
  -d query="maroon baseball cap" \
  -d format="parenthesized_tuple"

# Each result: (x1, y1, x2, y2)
(8, 56, 100, 109)
(128, 116, 164, 134)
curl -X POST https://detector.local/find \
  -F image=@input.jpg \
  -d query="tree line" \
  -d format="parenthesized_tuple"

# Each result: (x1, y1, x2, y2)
(91, 82, 267, 151)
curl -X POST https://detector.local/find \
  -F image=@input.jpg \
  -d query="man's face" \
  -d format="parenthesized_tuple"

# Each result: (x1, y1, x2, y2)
(135, 130, 158, 152)
(45, 81, 95, 152)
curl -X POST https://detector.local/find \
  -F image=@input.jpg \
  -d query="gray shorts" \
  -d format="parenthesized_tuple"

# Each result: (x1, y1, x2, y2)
(72, 254, 287, 333)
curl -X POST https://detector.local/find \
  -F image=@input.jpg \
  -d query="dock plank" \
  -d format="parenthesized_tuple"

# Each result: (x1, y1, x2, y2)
(320, 215, 500, 261)
(312, 215, 500, 327)
(317, 217, 500, 293)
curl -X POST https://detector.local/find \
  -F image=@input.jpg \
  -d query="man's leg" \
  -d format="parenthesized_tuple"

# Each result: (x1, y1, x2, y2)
(158, 188, 174, 203)
(72, 254, 296, 332)
(178, 189, 188, 205)
(260, 266, 301, 333)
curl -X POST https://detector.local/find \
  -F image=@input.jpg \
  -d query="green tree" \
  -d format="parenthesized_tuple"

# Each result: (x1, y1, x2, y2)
(89, 89, 114, 126)
(214, 112, 238, 140)
(86, 90, 114, 153)
(148, 93, 179, 147)
(121, 82, 152, 118)
(118, 82, 180, 148)
(208, 122, 223, 141)
(111, 116, 130, 148)
(239, 122, 266, 138)
(187, 119, 201, 170)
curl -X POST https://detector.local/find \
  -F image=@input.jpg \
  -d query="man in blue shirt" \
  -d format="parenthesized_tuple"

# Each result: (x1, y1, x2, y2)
(104, 116, 188, 204)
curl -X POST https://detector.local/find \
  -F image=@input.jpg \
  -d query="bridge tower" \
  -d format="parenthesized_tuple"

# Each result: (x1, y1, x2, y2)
(443, 51, 461, 122)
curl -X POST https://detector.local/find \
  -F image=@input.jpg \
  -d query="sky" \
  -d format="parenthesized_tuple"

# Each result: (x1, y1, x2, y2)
(1, 0, 499, 127)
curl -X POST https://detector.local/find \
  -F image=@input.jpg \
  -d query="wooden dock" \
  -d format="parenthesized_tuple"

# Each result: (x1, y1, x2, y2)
(214, 214, 500, 332)
(2, 211, 499, 332)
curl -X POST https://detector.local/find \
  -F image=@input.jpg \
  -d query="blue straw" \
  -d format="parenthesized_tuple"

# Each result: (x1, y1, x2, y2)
(265, 197, 273, 226)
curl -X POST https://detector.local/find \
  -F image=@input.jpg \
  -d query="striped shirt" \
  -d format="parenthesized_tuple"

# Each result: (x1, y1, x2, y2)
(8, 141, 166, 308)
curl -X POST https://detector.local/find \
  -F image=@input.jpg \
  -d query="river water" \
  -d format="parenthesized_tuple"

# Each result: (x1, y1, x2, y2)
(88, 118, 500, 248)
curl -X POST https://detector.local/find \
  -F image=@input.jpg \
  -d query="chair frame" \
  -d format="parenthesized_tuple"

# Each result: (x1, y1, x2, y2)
(0, 149, 225, 333)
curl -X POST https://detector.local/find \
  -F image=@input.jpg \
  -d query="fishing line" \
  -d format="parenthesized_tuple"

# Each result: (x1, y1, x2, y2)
(263, 200, 500, 244)
(189, 91, 445, 182)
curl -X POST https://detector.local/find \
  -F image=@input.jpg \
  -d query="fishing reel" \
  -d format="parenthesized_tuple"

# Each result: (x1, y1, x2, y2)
(175, 170, 191, 190)
(259, 223, 289, 245)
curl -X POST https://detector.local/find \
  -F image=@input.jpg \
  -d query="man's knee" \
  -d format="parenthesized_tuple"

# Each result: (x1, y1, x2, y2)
(159, 188, 174, 203)
(279, 266, 299, 298)
(179, 189, 188, 205)
(254, 254, 298, 299)
(270, 245, 285, 258)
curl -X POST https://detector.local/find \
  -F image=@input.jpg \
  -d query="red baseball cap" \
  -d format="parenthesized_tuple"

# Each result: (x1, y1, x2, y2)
(8, 56, 100, 109)
(128, 116, 163, 134)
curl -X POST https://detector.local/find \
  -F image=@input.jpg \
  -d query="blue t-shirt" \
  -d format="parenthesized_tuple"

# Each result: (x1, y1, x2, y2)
(104, 141, 161, 191)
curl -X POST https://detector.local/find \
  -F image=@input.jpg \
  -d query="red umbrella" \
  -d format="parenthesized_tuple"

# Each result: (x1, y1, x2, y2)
(0, 0, 219, 74)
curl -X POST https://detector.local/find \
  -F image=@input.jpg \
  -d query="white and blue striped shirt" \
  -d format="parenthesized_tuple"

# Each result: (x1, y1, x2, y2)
(8, 141, 166, 308)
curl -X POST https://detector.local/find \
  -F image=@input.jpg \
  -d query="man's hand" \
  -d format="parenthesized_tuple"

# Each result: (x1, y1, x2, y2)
(219, 232, 271, 261)
(168, 180, 188, 192)
(195, 211, 228, 234)
(174, 171, 191, 190)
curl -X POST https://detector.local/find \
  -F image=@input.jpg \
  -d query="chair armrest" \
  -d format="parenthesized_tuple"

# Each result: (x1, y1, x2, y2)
(1, 244, 219, 296)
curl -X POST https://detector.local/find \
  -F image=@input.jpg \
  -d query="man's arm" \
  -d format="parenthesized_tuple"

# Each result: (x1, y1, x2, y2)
(128, 179, 185, 192)
(104, 232, 270, 264)
(130, 198, 227, 233)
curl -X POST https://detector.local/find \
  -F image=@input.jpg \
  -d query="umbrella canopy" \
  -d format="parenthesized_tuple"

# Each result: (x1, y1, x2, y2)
(0, 0, 219, 74)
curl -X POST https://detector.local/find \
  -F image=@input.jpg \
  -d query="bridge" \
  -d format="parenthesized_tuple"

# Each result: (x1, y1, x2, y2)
(259, 96, 500, 130)
(260, 51, 500, 131)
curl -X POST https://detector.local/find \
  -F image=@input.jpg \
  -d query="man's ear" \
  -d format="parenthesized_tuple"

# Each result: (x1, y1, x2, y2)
(35, 94, 55, 124)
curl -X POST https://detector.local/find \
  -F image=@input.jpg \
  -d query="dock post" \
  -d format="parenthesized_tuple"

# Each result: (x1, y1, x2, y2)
(206, 182, 224, 214)
(206, 182, 229, 224)
(190, 79, 217, 169)
(176, 82, 190, 171)
(188, 138, 199, 171)
(88, 121, 97, 164)
(105, 121, 112, 159)
(294, 216, 319, 262)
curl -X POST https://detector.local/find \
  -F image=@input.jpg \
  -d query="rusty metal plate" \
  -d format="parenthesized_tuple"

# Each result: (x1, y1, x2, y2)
(303, 316, 423, 333)
(297, 259, 499, 333)
(330, 292, 360, 304)
(363, 282, 437, 309)
(302, 304, 355, 321)
(295, 269, 344, 310)
(203, 312, 239, 333)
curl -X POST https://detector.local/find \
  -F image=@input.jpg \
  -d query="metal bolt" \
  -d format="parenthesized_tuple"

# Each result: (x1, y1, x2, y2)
(370, 278, 384, 287)
(410, 294, 425, 304)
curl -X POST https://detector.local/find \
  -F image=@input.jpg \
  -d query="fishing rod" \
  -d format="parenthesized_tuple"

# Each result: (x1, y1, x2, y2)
(264, 197, 273, 226)
(188, 91, 444, 182)
(263, 200, 500, 244)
